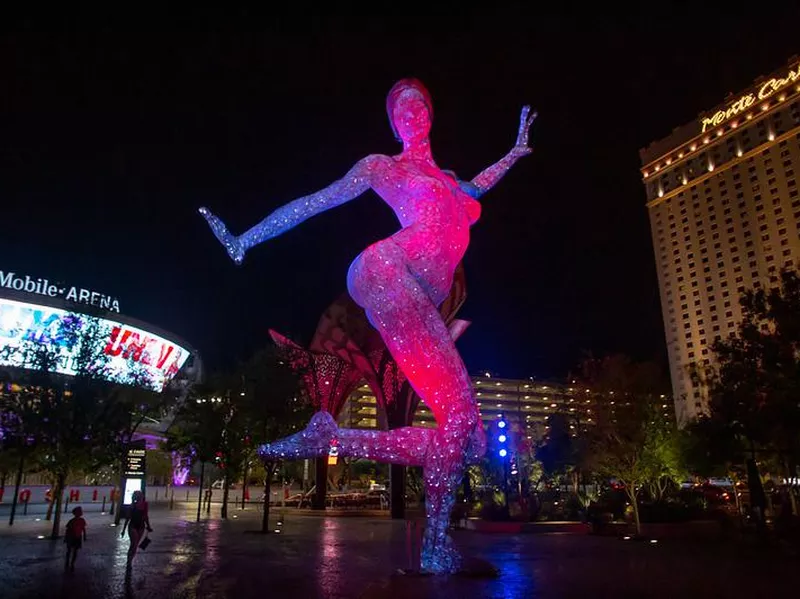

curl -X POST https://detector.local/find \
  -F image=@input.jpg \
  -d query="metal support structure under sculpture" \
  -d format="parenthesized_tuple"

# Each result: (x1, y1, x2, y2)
(200, 79, 536, 573)
(268, 330, 362, 509)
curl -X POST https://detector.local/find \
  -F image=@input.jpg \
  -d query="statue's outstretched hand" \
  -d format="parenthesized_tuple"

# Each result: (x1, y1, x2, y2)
(199, 207, 245, 264)
(510, 105, 538, 158)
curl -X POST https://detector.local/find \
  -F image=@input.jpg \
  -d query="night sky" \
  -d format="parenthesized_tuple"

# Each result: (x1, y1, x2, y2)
(3, 15, 800, 380)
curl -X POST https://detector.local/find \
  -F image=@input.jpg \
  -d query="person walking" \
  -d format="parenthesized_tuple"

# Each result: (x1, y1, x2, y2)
(64, 506, 87, 572)
(121, 491, 152, 567)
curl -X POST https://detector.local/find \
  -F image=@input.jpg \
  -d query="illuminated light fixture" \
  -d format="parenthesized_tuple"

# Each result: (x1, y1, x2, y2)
(731, 121, 737, 128)
(779, 95, 785, 102)
(544, 406, 549, 410)
(497, 419, 506, 429)
(475, 380, 481, 385)
(524, 395, 530, 399)
(499, 449, 508, 457)
(496, 403, 502, 407)
(682, 176, 688, 185)
(477, 402, 481, 406)
(485, 372, 491, 378)
(666, 158, 672, 165)
(476, 392, 482, 396)
(643, 172, 649, 178)
(495, 382, 501, 386)
(736, 149, 743, 157)
(37, 535, 45, 540)
(747, 114, 753, 120)
(650, 539, 658, 544)
(716, 130, 722, 137)
(768, 131, 775, 141)
(708, 163, 715, 172)
(498, 434, 507, 443)
(623, 536, 631, 540)
(550, 403, 557, 408)
(678, 152, 683, 158)
(762, 103, 769, 111)
(658, 189, 664, 198)
(690, 145, 696, 151)
(496, 393, 502, 398)
(523, 384, 530, 389)
(654, 165, 660, 171)
(703, 137, 710, 144)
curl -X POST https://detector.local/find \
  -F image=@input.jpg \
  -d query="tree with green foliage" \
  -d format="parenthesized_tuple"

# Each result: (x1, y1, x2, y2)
(164, 384, 228, 521)
(578, 354, 675, 534)
(1, 313, 170, 537)
(235, 347, 310, 532)
(691, 269, 800, 518)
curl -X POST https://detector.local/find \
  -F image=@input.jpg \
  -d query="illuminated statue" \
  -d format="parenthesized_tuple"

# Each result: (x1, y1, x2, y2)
(200, 79, 536, 574)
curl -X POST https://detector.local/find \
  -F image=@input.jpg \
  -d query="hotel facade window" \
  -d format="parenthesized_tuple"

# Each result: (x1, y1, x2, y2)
(641, 57, 800, 425)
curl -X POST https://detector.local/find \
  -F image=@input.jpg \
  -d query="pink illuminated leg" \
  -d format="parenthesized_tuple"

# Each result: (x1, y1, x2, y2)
(259, 411, 433, 467)
(349, 243, 482, 574)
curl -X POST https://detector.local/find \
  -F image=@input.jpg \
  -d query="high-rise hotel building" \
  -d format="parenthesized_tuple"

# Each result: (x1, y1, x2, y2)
(641, 57, 800, 424)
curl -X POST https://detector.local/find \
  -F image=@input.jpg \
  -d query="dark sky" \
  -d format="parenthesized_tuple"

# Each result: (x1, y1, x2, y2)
(2, 15, 800, 380)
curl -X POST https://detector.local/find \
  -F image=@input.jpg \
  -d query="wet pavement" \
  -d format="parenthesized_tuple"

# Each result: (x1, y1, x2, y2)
(0, 506, 794, 598)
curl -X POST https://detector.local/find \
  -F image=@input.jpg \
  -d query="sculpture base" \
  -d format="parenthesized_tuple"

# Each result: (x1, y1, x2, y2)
(395, 557, 499, 578)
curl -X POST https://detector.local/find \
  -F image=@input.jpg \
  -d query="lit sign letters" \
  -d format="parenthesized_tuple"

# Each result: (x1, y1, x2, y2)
(700, 63, 800, 133)
(0, 298, 189, 391)
(0, 270, 121, 313)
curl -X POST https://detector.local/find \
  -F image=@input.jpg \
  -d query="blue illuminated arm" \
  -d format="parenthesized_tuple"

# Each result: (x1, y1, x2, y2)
(199, 157, 377, 264)
(470, 106, 537, 197)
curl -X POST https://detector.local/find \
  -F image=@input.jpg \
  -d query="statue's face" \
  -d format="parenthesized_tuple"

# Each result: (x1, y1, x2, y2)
(391, 88, 431, 145)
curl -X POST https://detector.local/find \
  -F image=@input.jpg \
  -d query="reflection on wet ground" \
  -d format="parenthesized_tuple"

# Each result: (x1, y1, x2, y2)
(0, 506, 795, 598)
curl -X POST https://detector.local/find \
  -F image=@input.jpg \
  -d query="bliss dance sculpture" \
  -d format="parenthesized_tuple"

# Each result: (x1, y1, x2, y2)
(200, 79, 535, 574)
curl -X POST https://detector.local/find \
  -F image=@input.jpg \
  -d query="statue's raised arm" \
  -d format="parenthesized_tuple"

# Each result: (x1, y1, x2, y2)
(469, 105, 537, 197)
(199, 156, 376, 264)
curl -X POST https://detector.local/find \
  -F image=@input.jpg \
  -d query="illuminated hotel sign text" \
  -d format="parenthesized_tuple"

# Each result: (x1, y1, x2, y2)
(700, 64, 800, 133)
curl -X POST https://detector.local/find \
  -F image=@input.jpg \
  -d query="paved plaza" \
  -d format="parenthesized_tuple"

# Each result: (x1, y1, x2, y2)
(0, 505, 794, 598)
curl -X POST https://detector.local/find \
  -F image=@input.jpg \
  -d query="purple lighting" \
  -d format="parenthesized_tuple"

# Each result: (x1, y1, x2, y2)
(201, 79, 535, 573)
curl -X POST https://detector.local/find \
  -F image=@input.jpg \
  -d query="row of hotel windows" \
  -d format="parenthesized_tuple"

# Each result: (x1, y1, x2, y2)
(651, 105, 800, 198)
(644, 96, 800, 186)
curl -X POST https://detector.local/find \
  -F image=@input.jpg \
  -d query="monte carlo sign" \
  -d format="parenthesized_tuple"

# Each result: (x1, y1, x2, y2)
(700, 63, 800, 133)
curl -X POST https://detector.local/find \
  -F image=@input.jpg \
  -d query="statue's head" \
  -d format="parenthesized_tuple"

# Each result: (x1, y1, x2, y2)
(387, 78, 432, 144)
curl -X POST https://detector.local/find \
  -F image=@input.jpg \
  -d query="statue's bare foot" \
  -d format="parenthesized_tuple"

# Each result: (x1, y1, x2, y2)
(259, 411, 339, 460)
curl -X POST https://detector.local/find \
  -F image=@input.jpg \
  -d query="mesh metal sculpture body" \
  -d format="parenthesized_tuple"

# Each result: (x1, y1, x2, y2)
(200, 79, 535, 573)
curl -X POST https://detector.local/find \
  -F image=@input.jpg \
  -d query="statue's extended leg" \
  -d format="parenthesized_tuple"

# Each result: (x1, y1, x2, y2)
(260, 410, 433, 466)
(348, 243, 484, 574)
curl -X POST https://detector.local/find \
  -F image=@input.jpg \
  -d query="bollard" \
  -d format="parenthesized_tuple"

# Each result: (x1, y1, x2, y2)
(405, 521, 413, 570)
(170, 489, 175, 510)
(186, 490, 190, 502)
(102, 496, 106, 512)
